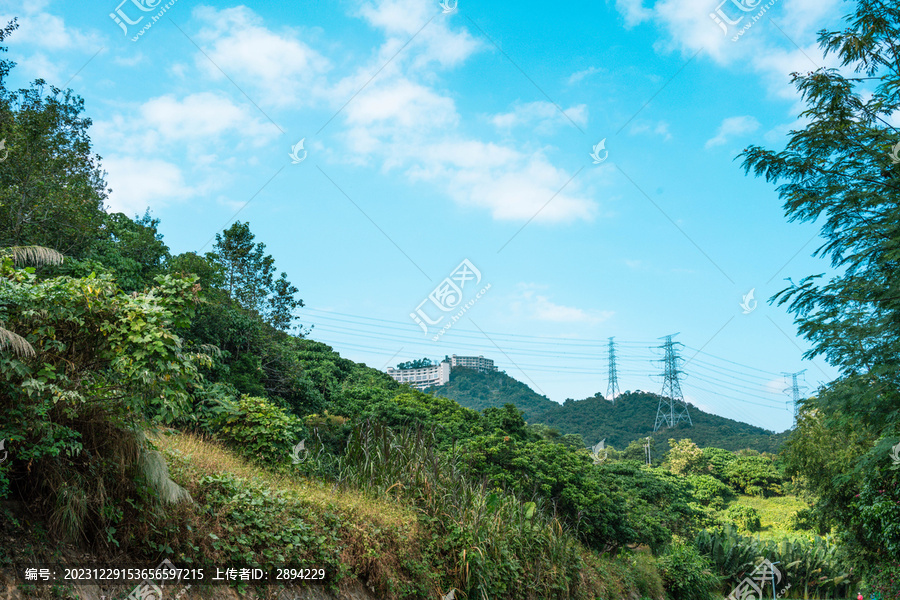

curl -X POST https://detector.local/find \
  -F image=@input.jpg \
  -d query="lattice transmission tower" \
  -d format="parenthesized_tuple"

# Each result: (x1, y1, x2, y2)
(653, 334, 693, 431)
(607, 337, 620, 403)
(782, 369, 808, 425)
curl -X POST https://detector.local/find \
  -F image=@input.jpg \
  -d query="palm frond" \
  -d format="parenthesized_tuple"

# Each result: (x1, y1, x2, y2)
(8, 245, 65, 267)
(0, 326, 36, 357)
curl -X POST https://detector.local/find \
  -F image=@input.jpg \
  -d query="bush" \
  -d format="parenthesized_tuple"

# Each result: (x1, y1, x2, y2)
(724, 504, 761, 533)
(658, 541, 720, 600)
(687, 474, 733, 506)
(788, 507, 816, 532)
(212, 395, 306, 466)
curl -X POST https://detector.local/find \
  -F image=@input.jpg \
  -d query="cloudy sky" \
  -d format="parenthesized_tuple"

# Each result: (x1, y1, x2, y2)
(1, 0, 856, 433)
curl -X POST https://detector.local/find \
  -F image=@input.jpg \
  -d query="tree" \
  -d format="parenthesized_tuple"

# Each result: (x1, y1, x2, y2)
(0, 64, 109, 255)
(397, 358, 433, 370)
(88, 211, 169, 291)
(209, 222, 274, 313)
(666, 438, 705, 475)
(740, 2, 900, 414)
(207, 222, 303, 332)
(740, 0, 900, 573)
(268, 271, 302, 332)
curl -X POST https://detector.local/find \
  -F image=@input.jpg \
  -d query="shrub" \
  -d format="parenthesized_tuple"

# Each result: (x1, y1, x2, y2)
(212, 395, 306, 466)
(0, 264, 207, 545)
(724, 504, 761, 532)
(658, 541, 720, 600)
(788, 507, 815, 532)
(687, 474, 733, 506)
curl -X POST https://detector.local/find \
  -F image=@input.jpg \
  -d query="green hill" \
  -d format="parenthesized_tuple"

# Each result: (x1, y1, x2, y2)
(426, 366, 558, 422)
(430, 369, 787, 453)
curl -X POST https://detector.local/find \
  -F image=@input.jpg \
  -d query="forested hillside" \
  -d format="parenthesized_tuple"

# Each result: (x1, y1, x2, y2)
(427, 366, 558, 422)
(431, 368, 787, 452)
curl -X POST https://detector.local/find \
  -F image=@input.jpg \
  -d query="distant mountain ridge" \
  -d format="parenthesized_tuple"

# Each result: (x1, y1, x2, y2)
(429, 367, 788, 453)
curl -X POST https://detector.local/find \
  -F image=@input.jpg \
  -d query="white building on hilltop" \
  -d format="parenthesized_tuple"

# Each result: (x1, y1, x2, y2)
(449, 354, 497, 373)
(386, 360, 451, 390)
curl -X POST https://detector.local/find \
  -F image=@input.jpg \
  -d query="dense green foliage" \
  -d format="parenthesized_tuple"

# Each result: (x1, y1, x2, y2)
(396, 358, 433, 370)
(212, 395, 308, 467)
(0, 256, 209, 544)
(695, 526, 851, 599)
(656, 542, 720, 600)
(723, 505, 761, 533)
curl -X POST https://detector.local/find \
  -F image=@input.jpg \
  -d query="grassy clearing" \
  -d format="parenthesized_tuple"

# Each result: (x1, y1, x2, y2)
(729, 494, 809, 536)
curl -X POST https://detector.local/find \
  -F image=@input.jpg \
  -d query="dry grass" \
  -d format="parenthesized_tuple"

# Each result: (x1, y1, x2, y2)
(153, 429, 416, 529)
(148, 429, 435, 597)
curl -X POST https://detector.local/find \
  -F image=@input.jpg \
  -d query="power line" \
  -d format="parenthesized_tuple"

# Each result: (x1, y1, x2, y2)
(682, 345, 783, 376)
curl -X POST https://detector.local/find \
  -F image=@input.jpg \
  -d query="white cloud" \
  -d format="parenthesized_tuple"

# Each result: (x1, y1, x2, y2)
(396, 138, 598, 223)
(93, 92, 277, 166)
(0, 7, 97, 50)
(356, 0, 481, 70)
(93, 92, 277, 211)
(192, 5, 330, 108)
(491, 101, 589, 132)
(567, 66, 606, 85)
(515, 285, 614, 324)
(103, 156, 196, 215)
(113, 53, 144, 67)
(13, 51, 63, 82)
(138, 92, 276, 144)
(610, 0, 843, 100)
(615, 0, 653, 27)
(344, 79, 457, 129)
(629, 119, 672, 140)
(328, 6, 598, 223)
(705, 115, 760, 148)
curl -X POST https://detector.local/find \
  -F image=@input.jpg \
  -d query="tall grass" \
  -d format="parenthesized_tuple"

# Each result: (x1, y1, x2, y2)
(326, 420, 603, 600)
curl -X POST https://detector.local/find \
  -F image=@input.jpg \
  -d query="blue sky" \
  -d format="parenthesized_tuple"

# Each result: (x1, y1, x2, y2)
(1, 0, 856, 433)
